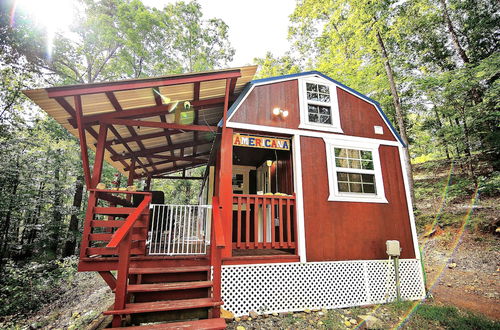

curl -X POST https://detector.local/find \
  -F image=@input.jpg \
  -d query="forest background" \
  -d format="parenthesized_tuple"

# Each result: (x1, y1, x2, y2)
(0, 0, 498, 321)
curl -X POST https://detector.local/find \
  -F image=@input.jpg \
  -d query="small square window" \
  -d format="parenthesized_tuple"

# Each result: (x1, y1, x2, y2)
(300, 78, 342, 133)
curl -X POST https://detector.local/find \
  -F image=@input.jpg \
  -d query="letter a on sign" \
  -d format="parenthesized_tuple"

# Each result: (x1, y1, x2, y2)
(232, 133, 290, 151)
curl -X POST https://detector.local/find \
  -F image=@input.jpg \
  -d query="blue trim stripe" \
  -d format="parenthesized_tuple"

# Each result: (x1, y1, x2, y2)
(221, 71, 405, 147)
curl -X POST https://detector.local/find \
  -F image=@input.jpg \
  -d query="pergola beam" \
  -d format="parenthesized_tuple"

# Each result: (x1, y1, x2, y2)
(106, 92, 159, 174)
(67, 96, 229, 128)
(101, 118, 217, 132)
(138, 162, 205, 178)
(151, 176, 204, 180)
(68, 104, 170, 128)
(102, 130, 183, 147)
(111, 140, 212, 161)
(47, 70, 242, 98)
(149, 151, 210, 160)
(124, 156, 208, 171)
(55, 97, 139, 177)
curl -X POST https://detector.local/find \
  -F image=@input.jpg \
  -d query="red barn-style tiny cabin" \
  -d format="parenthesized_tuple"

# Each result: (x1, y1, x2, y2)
(24, 66, 425, 328)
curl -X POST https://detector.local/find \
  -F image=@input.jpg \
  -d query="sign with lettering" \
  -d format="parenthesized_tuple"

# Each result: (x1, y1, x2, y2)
(233, 134, 290, 151)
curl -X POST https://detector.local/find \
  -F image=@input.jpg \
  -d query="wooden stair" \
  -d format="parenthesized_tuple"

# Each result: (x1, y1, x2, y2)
(106, 266, 225, 328)
(110, 318, 227, 329)
(78, 191, 226, 329)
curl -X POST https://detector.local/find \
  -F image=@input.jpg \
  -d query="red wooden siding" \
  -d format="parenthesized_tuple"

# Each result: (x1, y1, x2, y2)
(336, 88, 396, 141)
(300, 136, 415, 261)
(230, 80, 300, 129)
(229, 79, 397, 142)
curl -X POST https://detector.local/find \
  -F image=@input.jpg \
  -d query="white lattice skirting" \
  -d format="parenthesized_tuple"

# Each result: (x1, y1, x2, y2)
(221, 259, 426, 316)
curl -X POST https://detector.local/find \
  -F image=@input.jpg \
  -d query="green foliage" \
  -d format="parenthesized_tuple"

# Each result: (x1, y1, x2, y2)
(2, 0, 235, 84)
(254, 52, 302, 79)
(414, 304, 500, 329)
(152, 167, 206, 205)
(0, 257, 78, 316)
(479, 172, 500, 197)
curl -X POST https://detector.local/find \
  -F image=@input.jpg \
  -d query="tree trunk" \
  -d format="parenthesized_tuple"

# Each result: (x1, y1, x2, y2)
(458, 107, 476, 180)
(432, 106, 451, 160)
(47, 163, 62, 259)
(375, 30, 415, 203)
(439, 0, 470, 64)
(0, 172, 20, 266)
(63, 175, 84, 257)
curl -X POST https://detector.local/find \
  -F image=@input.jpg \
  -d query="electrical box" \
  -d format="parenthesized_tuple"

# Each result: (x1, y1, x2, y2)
(386, 240, 401, 257)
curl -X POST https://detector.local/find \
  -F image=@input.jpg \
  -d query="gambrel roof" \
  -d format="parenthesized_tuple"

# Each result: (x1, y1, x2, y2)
(224, 71, 405, 146)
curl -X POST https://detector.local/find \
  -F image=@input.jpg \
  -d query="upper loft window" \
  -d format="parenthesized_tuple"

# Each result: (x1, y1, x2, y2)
(306, 82, 332, 124)
(299, 77, 342, 133)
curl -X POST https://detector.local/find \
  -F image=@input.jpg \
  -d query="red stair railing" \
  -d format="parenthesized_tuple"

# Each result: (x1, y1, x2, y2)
(106, 194, 152, 327)
(210, 196, 225, 317)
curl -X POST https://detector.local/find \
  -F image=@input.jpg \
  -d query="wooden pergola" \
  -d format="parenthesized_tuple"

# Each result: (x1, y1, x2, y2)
(24, 66, 257, 189)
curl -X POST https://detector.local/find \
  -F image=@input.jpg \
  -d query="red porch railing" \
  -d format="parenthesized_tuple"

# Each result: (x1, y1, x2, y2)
(232, 194, 297, 250)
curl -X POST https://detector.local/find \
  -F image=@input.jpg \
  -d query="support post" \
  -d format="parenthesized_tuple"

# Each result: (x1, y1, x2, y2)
(218, 79, 233, 258)
(112, 231, 131, 327)
(126, 160, 135, 202)
(145, 176, 151, 191)
(91, 124, 108, 189)
(74, 95, 91, 188)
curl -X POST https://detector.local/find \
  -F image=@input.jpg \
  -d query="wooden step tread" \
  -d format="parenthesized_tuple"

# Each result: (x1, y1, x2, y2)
(125, 281, 213, 292)
(93, 206, 149, 215)
(129, 266, 210, 274)
(110, 317, 226, 329)
(104, 298, 222, 315)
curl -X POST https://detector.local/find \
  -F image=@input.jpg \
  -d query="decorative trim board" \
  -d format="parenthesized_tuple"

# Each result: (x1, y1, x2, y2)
(220, 259, 425, 316)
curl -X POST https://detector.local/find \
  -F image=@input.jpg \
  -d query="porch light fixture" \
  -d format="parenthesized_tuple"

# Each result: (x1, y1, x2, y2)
(272, 107, 289, 119)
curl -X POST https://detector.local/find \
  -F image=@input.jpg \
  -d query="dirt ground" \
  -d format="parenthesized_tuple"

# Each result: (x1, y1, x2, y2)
(421, 230, 499, 320)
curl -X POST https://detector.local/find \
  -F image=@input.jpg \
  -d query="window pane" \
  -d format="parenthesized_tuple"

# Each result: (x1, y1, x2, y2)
(338, 182, 349, 192)
(361, 174, 375, 183)
(306, 83, 317, 92)
(336, 158, 349, 168)
(349, 173, 362, 182)
(309, 113, 319, 123)
(348, 159, 362, 169)
(335, 172, 377, 195)
(318, 84, 329, 94)
(320, 114, 332, 124)
(363, 184, 376, 194)
(348, 149, 360, 158)
(319, 106, 331, 114)
(308, 104, 319, 113)
(336, 148, 348, 158)
(361, 150, 373, 160)
(307, 92, 319, 101)
(350, 183, 363, 193)
(319, 94, 330, 102)
(337, 172, 349, 181)
(362, 160, 374, 170)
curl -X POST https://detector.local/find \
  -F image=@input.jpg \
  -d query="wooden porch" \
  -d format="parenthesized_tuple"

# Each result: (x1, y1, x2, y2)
(24, 66, 262, 328)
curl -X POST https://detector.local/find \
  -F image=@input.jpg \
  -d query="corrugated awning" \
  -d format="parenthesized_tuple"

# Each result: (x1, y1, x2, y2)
(23, 66, 258, 179)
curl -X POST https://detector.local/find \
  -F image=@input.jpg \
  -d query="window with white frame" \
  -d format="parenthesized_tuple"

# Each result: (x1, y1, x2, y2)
(299, 77, 342, 133)
(324, 139, 387, 203)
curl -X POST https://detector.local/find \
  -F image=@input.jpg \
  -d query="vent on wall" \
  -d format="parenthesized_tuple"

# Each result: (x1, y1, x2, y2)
(374, 126, 384, 135)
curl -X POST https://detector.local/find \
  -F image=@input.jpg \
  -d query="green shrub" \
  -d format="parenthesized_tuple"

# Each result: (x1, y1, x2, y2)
(0, 257, 78, 317)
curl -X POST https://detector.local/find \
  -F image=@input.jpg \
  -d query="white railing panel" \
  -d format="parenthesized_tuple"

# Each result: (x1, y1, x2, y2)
(148, 204, 211, 255)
